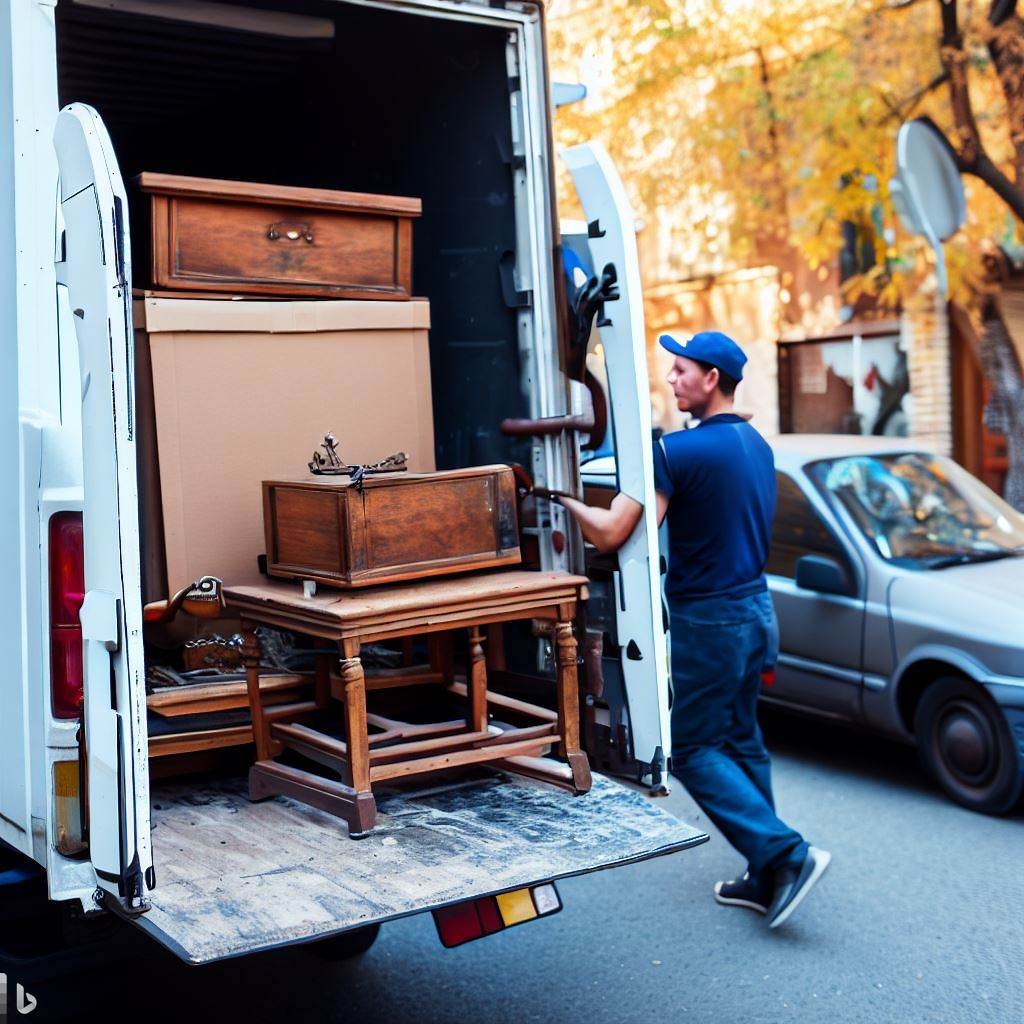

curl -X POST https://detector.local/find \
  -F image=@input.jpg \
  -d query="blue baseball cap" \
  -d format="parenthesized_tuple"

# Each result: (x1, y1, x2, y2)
(658, 330, 747, 383)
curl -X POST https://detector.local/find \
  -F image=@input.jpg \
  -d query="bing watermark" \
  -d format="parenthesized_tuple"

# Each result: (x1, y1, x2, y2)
(0, 975, 37, 1016)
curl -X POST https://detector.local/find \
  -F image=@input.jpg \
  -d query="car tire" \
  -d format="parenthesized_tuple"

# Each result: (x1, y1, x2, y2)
(304, 923, 381, 962)
(914, 676, 1023, 815)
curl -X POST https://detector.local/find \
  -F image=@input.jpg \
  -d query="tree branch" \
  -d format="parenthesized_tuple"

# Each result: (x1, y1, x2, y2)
(938, 0, 1024, 220)
(940, 0, 983, 161)
(879, 70, 950, 123)
(985, 3, 1024, 186)
(989, 0, 1017, 28)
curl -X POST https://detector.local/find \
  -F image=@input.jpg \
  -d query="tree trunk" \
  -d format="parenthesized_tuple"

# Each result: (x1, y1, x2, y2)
(936, 0, 1024, 505)
(938, 1, 1024, 218)
(980, 299, 1024, 509)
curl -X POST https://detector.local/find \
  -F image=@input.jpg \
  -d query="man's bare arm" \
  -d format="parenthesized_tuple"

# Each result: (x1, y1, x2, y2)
(556, 492, 643, 554)
(655, 489, 669, 527)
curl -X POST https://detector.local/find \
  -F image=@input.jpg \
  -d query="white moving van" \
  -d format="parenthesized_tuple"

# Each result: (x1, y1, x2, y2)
(0, 0, 702, 966)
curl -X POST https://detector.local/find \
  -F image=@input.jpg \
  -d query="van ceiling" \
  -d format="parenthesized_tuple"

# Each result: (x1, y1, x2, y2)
(55, 0, 532, 470)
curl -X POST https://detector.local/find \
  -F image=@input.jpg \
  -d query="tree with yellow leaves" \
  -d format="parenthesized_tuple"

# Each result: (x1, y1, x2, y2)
(549, 0, 1024, 507)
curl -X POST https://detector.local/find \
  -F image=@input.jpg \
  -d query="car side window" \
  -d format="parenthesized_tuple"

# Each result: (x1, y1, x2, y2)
(767, 472, 851, 579)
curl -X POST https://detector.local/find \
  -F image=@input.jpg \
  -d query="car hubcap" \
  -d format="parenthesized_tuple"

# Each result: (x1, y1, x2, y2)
(936, 700, 996, 787)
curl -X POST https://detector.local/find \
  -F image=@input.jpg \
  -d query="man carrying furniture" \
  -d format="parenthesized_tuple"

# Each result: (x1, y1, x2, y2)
(555, 330, 830, 929)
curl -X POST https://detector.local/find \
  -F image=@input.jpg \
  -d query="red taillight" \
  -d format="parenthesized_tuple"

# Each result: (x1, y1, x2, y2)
(432, 884, 562, 948)
(433, 900, 489, 947)
(49, 512, 85, 719)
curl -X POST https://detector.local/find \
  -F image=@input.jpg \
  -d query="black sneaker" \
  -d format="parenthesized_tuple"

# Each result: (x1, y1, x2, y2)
(713, 872, 770, 914)
(767, 846, 832, 929)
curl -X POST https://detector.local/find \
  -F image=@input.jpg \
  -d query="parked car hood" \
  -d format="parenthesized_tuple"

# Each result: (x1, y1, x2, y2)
(889, 556, 1024, 678)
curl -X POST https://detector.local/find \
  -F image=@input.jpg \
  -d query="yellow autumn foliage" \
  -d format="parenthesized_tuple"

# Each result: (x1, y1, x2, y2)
(548, 0, 1018, 322)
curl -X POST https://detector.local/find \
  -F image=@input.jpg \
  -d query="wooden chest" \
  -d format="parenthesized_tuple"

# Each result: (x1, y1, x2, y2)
(135, 173, 420, 300)
(262, 466, 521, 588)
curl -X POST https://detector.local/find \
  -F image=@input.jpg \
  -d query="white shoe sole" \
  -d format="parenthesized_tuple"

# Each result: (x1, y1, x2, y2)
(713, 882, 767, 915)
(768, 847, 832, 929)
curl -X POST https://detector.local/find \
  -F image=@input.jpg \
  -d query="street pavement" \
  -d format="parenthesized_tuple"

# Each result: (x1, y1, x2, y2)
(21, 709, 1024, 1024)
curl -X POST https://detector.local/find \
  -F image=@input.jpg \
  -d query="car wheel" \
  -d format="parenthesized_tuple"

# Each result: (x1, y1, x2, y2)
(914, 677, 1023, 815)
(305, 923, 381, 961)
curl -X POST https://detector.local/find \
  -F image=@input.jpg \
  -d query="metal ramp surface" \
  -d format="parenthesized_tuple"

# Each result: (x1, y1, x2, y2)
(139, 771, 707, 963)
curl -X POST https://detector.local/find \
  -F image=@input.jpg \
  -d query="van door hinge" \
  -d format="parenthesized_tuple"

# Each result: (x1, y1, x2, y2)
(80, 591, 122, 652)
(94, 885, 151, 919)
(54, 237, 68, 286)
(499, 251, 532, 308)
(494, 132, 527, 172)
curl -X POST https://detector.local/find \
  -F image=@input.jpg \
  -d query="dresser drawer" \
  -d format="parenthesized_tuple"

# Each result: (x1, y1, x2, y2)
(136, 173, 420, 299)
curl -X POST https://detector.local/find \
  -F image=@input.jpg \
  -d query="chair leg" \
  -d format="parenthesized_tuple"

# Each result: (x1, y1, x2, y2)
(468, 626, 488, 734)
(554, 619, 592, 794)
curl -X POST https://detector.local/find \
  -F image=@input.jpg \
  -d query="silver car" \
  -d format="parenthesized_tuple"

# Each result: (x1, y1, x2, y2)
(766, 435, 1024, 814)
(582, 435, 1024, 814)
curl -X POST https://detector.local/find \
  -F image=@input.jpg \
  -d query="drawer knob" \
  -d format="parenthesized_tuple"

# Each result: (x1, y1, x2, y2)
(267, 221, 314, 243)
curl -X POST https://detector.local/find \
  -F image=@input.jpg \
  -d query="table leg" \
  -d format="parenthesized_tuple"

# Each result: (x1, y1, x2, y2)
(428, 633, 455, 684)
(242, 630, 272, 763)
(468, 626, 488, 733)
(313, 638, 332, 710)
(554, 618, 592, 794)
(486, 623, 506, 672)
(340, 638, 376, 833)
(401, 637, 415, 667)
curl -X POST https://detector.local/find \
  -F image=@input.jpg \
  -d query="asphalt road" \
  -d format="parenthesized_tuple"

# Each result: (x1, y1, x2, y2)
(17, 709, 1024, 1024)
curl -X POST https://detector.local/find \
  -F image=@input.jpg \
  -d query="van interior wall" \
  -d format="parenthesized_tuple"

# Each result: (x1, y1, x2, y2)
(55, 0, 533, 471)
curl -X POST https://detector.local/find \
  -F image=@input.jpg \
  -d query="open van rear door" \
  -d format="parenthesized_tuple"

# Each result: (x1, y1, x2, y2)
(562, 143, 672, 788)
(53, 104, 152, 911)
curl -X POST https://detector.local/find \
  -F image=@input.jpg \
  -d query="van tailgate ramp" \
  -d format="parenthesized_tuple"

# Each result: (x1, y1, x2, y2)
(136, 772, 707, 963)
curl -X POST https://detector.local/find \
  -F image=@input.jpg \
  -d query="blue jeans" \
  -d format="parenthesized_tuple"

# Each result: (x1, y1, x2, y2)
(669, 590, 807, 880)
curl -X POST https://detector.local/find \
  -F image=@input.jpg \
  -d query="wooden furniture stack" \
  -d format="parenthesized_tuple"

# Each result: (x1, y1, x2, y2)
(134, 173, 425, 759)
(225, 570, 592, 835)
(133, 172, 593, 833)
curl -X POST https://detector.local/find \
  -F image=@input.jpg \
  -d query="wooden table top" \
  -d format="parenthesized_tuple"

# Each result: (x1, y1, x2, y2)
(223, 570, 589, 641)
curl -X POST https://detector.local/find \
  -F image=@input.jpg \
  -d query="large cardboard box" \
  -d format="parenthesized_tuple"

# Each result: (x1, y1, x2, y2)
(135, 296, 435, 597)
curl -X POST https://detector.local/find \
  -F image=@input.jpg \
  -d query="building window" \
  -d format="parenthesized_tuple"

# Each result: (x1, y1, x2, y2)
(778, 328, 908, 436)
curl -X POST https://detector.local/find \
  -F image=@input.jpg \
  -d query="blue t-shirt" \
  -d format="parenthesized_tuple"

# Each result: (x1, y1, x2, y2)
(653, 414, 776, 603)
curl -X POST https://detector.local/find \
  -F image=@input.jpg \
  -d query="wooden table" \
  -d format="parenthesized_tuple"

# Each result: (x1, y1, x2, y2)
(224, 570, 592, 836)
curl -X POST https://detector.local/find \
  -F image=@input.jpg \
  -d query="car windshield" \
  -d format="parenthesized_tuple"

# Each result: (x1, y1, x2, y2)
(809, 452, 1024, 567)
